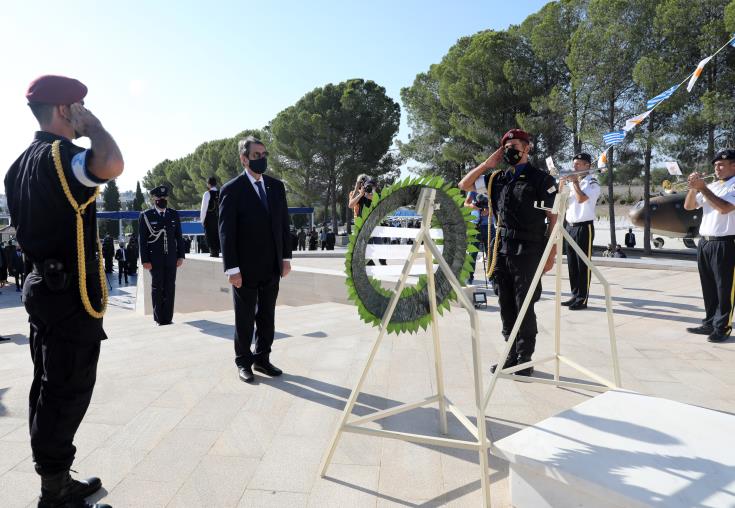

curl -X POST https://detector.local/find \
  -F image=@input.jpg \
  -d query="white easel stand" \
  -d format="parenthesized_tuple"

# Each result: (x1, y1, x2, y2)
(320, 188, 494, 507)
(483, 185, 622, 418)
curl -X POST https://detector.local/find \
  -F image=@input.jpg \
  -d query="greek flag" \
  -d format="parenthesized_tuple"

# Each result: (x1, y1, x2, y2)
(602, 130, 625, 146)
(730, 35, 735, 47)
(646, 84, 679, 110)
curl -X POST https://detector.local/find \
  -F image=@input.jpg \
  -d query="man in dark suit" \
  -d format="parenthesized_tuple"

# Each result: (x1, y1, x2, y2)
(114, 242, 128, 284)
(219, 136, 292, 383)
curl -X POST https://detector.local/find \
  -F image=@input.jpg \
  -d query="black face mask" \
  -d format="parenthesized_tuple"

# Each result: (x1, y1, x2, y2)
(503, 147, 523, 166)
(248, 157, 267, 174)
(155, 198, 167, 209)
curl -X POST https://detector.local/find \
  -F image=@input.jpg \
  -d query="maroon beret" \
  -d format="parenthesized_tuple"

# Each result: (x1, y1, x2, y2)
(25, 75, 87, 105)
(500, 129, 530, 146)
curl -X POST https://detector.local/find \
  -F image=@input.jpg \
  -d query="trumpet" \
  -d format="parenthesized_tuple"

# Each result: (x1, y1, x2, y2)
(661, 174, 716, 193)
(553, 167, 601, 181)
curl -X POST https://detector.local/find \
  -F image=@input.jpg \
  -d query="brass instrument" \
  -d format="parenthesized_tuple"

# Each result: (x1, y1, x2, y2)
(661, 174, 716, 193)
(552, 167, 601, 180)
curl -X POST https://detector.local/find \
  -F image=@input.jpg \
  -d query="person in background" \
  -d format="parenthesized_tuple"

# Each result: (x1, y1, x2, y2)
(12, 246, 26, 292)
(297, 229, 306, 251)
(126, 236, 139, 276)
(320, 228, 327, 250)
(560, 153, 600, 311)
(463, 190, 491, 285)
(624, 227, 636, 248)
(102, 234, 114, 273)
(114, 242, 128, 284)
(0, 241, 7, 287)
(684, 148, 735, 343)
(139, 185, 185, 325)
(613, 245, 627, 258)
(199, 176, 220, 257)
(326, 228, 336, 250)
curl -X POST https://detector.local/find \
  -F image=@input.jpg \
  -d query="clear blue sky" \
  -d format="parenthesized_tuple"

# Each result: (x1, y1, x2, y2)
(1, 0, 549, 191)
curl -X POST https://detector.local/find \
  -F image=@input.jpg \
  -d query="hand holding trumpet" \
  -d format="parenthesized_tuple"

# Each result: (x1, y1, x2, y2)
(687, 172, 707, 192)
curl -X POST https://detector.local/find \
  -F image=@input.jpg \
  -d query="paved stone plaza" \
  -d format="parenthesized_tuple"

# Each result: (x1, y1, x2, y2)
(1, 260, 733, 507)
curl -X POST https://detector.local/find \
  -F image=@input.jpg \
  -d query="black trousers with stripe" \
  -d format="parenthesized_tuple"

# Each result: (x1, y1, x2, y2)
(698, 238, 735, 333)
(565, 222, 594, 304)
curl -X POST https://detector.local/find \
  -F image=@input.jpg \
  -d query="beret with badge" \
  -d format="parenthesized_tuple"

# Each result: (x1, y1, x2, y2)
(712, 148, 735, 164)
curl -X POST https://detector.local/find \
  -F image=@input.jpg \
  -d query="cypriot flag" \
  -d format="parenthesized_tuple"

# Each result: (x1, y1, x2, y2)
(623, 110, 653, 132)
(687, 56, 713, 92)
(598, 150, 608, 169)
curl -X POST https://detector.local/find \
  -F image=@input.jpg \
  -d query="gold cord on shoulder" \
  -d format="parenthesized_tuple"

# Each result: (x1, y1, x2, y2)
(486, 170, 502, 278)
(51, 140, 108, 319)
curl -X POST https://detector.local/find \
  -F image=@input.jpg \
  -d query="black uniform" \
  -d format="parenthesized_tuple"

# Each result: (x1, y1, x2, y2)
(114, 247, 128, 284)
(203, 188, 220, 257)
(5, 131, 107, 476)
(126, 238, 139, 275)
(488, 163, 557, 361)
(139, 204, 185, 325)
(102, 236, 114, 273)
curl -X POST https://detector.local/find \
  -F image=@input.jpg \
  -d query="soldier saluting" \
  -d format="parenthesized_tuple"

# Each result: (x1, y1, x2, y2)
(4, 75, 123, 507)
(138, 186, 185, 325)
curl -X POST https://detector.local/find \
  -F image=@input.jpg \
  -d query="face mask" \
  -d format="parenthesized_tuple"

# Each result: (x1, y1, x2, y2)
(155, 198, 167, 209)
(503, 147, 523, 166)
(248, 157, 267, 174)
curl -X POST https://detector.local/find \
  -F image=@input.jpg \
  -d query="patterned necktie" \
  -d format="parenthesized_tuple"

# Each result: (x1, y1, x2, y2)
(255, 180, 269, 211)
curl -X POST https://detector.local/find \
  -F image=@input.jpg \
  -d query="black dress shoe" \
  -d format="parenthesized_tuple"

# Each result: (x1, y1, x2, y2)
(253, 361, 283, 377)
(491, 353, 517, 374)
(238, 366, 255, 383)
(568, 302, 587, 310)
(707, 330, 731, 343)
(687, 325, 714, 335)
(561, 298, 577, 307)
(39, 472, 106, 508)
(514, 356, 535, 377)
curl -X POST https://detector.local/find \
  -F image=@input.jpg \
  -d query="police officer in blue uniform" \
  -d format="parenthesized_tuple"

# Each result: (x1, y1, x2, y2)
(139, 186, 185, 325)
(5, 74, 122, 508)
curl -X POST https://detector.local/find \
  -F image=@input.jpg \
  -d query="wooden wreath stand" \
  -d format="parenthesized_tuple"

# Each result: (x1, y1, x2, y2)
(320, 187, 494, 506)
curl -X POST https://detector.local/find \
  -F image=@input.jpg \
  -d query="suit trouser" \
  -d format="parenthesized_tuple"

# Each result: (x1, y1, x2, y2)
(494, 250, 543, 359)
(23, 271, 103, 475)
(204, 218, 220, 256)
(565, 222, 594, 304)
(117, 261, 128, 284)
(698, 238, 735, 333)
(151, 262, 177, 324)
(233, 277, 280, 367)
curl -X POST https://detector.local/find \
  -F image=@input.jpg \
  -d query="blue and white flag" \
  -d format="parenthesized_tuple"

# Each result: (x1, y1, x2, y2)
(602, 130, 625, 146)
(730, 35, 735, 47)
(646, 84, 679, 110)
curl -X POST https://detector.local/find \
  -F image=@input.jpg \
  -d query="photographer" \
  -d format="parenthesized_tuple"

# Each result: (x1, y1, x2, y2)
(463, 190, 491, 285)
(349, 174, 385, 265)
(458, 129, 558, 377)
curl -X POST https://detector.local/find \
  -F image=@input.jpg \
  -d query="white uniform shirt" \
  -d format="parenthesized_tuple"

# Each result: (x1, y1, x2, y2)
(565, 175, 601, 223)
(695, 175, 735, 236)
(199, 186, 217, 223)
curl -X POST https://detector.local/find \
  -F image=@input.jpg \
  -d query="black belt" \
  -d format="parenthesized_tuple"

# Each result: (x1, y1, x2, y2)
(702, 235, 735, 241)
(566, 220, 594, 227)
(32, 259, 99, 274)
(498, 226, 545, 242)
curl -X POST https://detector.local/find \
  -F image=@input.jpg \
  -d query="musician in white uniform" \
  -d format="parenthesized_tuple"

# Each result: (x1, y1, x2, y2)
(561, 153, 600, 310)
(684, 148, 735, 343)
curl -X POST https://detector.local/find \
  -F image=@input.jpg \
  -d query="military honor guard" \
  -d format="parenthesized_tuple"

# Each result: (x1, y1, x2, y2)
(199, 176, 221, 257)
(459, 129, 558, 376)
(560, 153, 600, 310)
(684, 149, 735, 343)
(5, 74, 123, 507)
(139, 186, 185, 325)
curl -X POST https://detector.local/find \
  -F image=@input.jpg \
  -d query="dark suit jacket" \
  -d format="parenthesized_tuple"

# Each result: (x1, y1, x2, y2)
(219, 173, 292, 283)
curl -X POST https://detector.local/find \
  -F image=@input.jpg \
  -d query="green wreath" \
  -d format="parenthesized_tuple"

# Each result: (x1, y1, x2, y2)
(345, 176, 478, 334)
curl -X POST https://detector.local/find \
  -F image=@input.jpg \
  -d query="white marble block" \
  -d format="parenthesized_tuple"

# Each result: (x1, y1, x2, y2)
(493, 390, 735, 508)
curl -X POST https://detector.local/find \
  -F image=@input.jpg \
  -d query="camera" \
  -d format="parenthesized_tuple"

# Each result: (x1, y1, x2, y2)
(363, 179, 377, 194)
(474, 193, 489, 209)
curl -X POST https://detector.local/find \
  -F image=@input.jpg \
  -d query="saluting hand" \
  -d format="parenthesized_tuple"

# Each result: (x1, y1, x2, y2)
(69, 103, 102, 137)
(484, 147, 504, 169)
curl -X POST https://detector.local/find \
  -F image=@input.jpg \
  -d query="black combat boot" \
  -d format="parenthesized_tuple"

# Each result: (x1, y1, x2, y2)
(38, 471, 110, 508)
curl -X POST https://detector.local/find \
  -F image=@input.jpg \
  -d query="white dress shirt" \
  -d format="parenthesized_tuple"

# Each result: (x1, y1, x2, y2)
(696, 175, 735, 236)
(199, 186, 218, 223)
(565, 175, 601, 223)
(225, 171, 289, 277)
